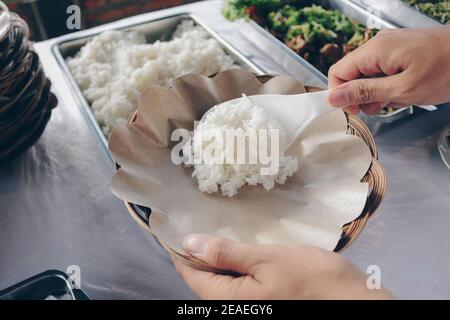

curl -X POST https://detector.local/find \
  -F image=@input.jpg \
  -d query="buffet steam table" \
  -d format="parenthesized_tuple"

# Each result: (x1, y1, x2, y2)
(0, 0, 449, 299)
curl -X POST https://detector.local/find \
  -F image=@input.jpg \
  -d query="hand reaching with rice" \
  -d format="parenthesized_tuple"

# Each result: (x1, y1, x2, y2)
(173, 234, 393, 300)
(328, 26, 450, 115)
(170, 26, 450, 302)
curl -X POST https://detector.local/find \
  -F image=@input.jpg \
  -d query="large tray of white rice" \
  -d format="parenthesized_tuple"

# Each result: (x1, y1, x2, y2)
(64, 18, 248, 136)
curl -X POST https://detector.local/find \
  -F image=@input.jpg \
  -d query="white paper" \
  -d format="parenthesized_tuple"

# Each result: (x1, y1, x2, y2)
(109, 70, 373, 257)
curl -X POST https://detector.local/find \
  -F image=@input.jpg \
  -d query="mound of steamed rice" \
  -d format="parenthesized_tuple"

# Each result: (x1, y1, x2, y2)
(182, 96, 298, 197)
(67, 20, 237, 136)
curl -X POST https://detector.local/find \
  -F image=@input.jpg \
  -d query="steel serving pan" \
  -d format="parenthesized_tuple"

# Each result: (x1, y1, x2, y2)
(236, 0, 420, 129)
(52, 13, 266, 159)
(351, 0, 445, 28)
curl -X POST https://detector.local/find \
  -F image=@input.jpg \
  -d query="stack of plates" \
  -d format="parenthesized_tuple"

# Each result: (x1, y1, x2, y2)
(0, 3, 57, 166)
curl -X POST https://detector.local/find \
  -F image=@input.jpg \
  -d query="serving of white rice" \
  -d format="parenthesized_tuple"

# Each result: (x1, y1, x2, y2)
(67, 20, 237, 136)
(182, 96, 298, 197)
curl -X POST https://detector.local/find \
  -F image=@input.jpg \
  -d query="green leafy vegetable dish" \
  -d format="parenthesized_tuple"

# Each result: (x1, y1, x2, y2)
(403, 0, 450, 24)
(223, 0, 377, 75)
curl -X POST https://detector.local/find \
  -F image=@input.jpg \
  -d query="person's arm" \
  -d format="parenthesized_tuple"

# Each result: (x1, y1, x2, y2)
(328, 26, 450, 115)
(173, 234, 393, 300)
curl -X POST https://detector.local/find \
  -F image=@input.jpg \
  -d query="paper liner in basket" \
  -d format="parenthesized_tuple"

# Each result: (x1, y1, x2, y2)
(109, 69, 372, 257)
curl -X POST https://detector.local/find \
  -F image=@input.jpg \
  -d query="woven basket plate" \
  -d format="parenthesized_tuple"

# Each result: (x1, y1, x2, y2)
(119, 74, 387, 265)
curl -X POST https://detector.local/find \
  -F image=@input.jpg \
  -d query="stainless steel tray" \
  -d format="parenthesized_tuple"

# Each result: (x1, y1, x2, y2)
(0, 270, 89, 300)
(236, 0, 417, 127)
(52, 13, 265, 159)
(351, 0, 445, 28)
